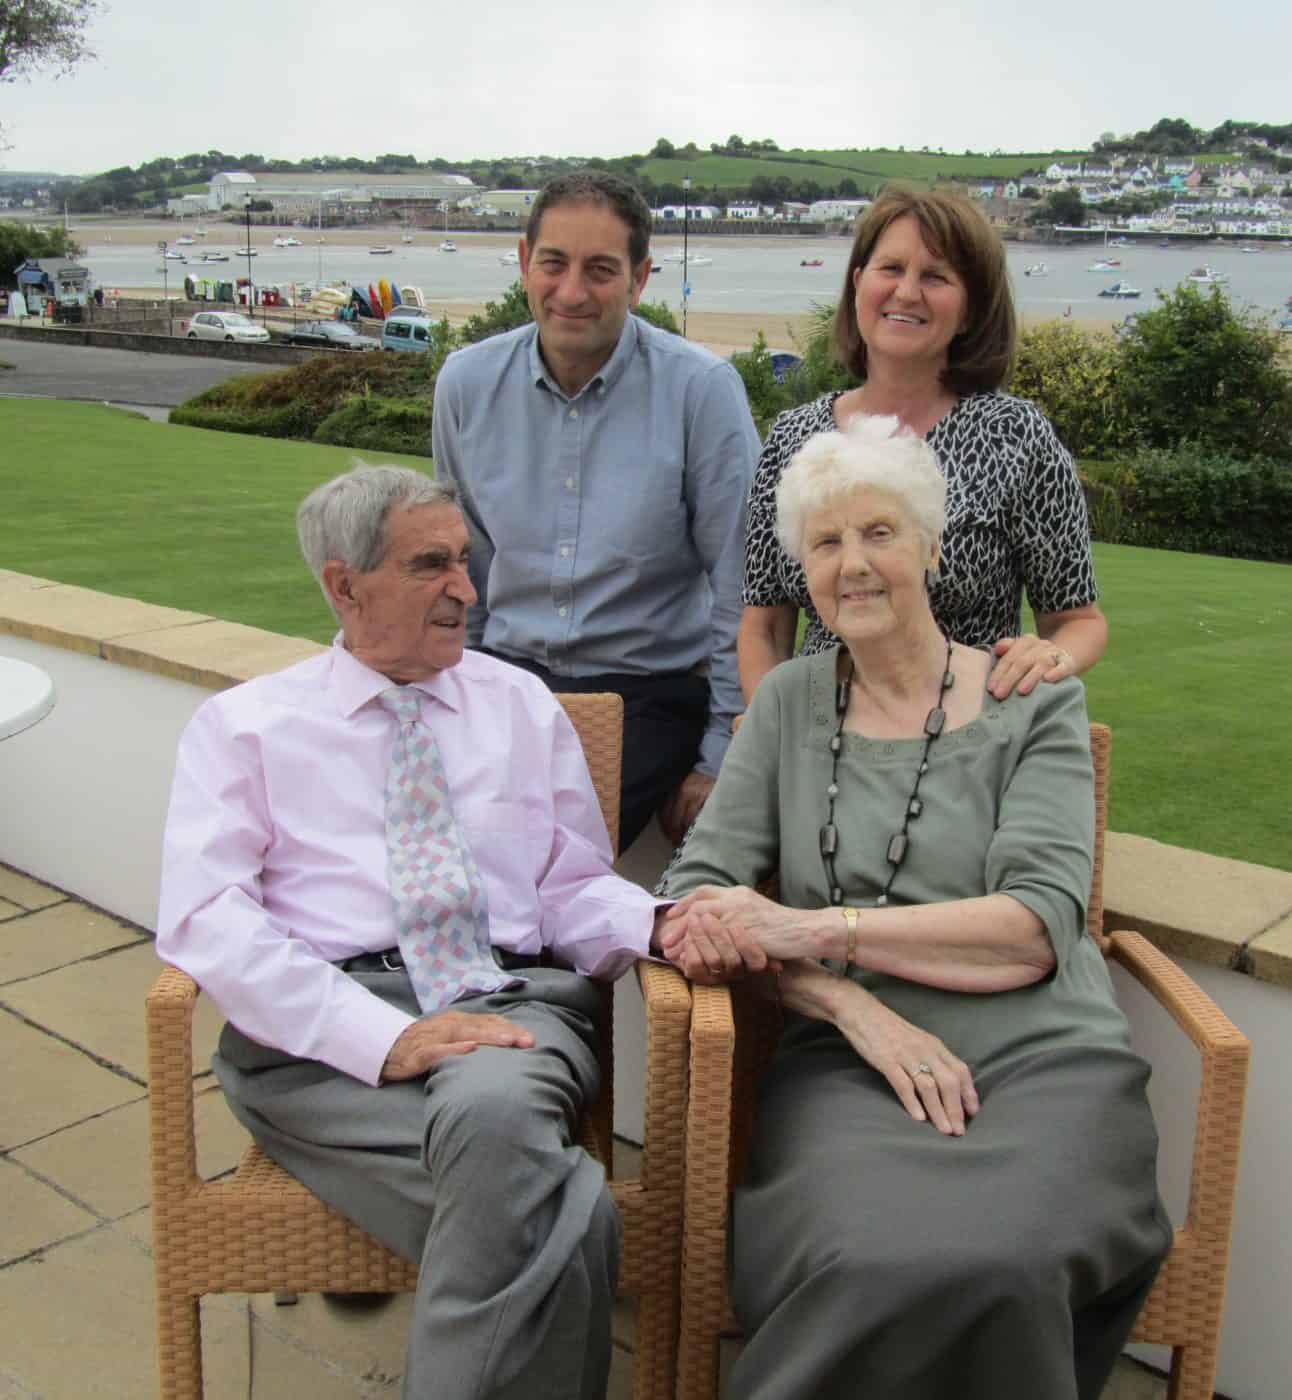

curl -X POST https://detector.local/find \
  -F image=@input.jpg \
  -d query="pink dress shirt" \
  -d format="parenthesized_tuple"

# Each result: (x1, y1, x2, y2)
(157, 643, 658, 1085)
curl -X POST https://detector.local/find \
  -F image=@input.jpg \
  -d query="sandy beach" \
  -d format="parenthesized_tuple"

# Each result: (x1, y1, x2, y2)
(65, 216, 1126, 353)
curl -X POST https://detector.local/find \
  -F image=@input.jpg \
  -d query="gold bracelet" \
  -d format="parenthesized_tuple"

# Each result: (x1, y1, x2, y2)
(840, 906, 860, 965)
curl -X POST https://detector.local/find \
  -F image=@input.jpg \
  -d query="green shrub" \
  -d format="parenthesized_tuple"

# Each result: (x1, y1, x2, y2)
(313, 394, 434, 457)
(1112, 444, 1292, 561)
(1010, 321, 1127, 457)
(458, 280, 533, 344)
(633, 299, 680, 334)
(1078, 459, 1137, 543)
(1115, 283, 1292, 460)
(729, 305, 855, 435)
(169, 401, 318, 439)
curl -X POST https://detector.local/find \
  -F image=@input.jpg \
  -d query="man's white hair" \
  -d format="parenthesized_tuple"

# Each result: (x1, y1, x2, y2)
(775, 414, 947, 563)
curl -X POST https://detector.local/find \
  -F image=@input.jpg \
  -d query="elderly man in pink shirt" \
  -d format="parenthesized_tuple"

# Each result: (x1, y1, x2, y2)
(157, 464, 667, 1400)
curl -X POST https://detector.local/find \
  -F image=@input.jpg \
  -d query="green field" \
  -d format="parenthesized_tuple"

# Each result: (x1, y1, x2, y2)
(2, 399, 1288, 870)
(637, 147, 1085, 194)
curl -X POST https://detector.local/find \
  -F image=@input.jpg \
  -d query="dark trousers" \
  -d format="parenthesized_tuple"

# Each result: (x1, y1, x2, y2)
(478, 649, 708, 849)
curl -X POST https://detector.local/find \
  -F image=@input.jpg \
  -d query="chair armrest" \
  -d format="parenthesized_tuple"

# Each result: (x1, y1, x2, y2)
(1106, 930, 1250, 1247)
(634, 959, 692, 1192)
(145, 965, 202, 1198)
(685, 983, 736, 1230)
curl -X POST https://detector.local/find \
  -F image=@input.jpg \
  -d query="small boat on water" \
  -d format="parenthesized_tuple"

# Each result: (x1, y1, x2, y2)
(401, 231, 415, 244)
(272, 236, 302, 247)
(499, 250, 519, 266)
(800, 258, 824, 268)
(1088, 259, 1121, 272)
(163, 250, 186, 261)
(1099, 280, 1141, 299)
(193, 226, 207, 237)
(1187, 266, 1228, 284)
(440, 240, 458, 253)
(239, 248, 258, 257)
(369, 246, 394, 255)
(689, 255, 713, 266)
(196, 252, 230, 263)
(650, 263, 662, 273)
(175, 235, 195, 246)
(1023, 262, 1049, 277)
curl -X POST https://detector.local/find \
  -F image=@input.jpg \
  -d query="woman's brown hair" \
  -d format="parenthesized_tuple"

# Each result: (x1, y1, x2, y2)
(833, 187, 1017, 394)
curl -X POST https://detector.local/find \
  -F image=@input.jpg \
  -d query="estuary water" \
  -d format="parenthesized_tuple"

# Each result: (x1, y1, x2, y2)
(83, 230, 1292, 322)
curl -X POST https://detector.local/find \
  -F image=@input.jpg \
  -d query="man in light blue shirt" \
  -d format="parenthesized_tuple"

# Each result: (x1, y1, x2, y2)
(432, 172, 760, 848)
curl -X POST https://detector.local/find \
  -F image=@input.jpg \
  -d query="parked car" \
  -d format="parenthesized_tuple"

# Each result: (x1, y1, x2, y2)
(381, 315, 438, 353)
(284, 320, 381, 352)
(185, 311, 270, 343)
(386, 303, 430, 320)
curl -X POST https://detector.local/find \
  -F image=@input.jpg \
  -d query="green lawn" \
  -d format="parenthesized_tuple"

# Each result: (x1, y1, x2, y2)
(2, 399, 1289, 871)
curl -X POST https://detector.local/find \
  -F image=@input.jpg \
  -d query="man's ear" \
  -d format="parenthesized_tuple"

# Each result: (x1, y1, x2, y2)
(320, 559, 356, 615)
(629, 255, 652, 305)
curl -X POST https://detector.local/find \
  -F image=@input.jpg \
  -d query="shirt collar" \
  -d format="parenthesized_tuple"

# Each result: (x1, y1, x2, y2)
(528, 313, 639, 400)
(328, 636, 465, 719)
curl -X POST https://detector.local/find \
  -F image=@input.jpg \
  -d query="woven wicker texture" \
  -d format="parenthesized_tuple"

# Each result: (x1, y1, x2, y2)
(676, 723, 1251, 1400)
(147, 691, 692, 1400)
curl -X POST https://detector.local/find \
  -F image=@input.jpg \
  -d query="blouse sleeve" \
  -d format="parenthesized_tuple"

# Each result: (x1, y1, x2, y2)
(1012, 404, 1100, 616)
(658, 670, 786, 897)
(742, 407, 811, 609)
(984, 678, 1095, 970)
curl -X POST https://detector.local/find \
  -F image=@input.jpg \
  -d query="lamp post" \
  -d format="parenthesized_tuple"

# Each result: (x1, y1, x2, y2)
(242, 195, 255, 318)
(158, 239, 172, 337)
(681, 175, 691, 339)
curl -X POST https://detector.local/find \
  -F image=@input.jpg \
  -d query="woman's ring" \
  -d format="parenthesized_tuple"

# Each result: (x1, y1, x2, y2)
(914, 1061, 933, 1077)
(1050, 649, 1063, 667)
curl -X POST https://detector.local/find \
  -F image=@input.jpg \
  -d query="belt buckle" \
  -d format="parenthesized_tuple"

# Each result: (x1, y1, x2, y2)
(380, 950, 404, 972)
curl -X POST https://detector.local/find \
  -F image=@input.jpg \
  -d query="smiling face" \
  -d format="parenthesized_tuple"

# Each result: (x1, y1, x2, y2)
(801, 487, 938, 648)
(322, 502, 476, 683)
(519, 200, 652, 390)
(853, 214, 969, 374)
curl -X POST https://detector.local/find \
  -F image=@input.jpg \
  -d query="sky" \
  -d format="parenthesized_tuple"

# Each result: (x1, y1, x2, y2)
(2, 0, 1291, 177)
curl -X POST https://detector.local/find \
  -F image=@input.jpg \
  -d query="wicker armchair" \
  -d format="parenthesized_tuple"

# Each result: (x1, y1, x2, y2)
(147, 692, 692, 1400)
(677, 723, 1251, 1400)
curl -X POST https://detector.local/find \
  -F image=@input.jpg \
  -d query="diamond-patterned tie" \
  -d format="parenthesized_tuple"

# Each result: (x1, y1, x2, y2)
(378, 687, 523, 1013)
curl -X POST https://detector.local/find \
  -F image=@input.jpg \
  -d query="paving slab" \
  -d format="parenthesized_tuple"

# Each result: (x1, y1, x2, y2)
(104, 617, 325, 690)
(0, 579, 208, 654)
(1104, 832, 1292, 971)
(1247, 910, 1292, 990)
(0, 1220, 252, 1399)
(0, 899, 146, 986)
(0, 1007, 140, 1149)
(0, 863, 67, 911)
(1, 938, 226, 1084)
(12, 1082, 251, 1221)
(0, 1157, 98, 1263)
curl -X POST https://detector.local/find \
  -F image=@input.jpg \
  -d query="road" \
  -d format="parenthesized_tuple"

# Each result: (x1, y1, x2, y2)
(0, 337, 261, 413)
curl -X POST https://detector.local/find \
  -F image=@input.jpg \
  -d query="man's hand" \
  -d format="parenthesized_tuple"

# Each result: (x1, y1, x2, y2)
(656, 886, 780, 984)
(380, 1011, 535, 1082)
(657, 770, 716, 845)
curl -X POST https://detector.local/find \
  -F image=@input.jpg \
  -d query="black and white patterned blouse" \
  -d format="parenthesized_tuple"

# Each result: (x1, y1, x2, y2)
(742, 391, 1099, 654)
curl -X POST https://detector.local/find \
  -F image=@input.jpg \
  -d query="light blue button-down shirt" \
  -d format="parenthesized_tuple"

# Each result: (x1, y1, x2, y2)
(431, 314, 759, 776)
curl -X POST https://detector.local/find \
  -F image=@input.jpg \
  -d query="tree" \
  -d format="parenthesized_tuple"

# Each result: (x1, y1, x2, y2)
(0, 0, 100, 83)
(1032, 188, 1084, 226)
(650, 137, 675, 159)
(1116, 282, 1292, 459)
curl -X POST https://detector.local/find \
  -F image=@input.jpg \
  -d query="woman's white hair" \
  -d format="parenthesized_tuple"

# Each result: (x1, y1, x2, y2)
(775, 414, 947, 563)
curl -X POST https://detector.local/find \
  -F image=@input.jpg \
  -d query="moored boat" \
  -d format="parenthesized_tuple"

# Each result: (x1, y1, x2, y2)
(440, 240, 458, 252)
(369, 246, 394, 255)
(1187, 266, 1228, 284)
(1099, 280, 1141, 299)
(1023, 262, 1049, 277)
(499, 250, 519, 265)
(800, 258, 824, 267)
(1088, 258, 1121, 271)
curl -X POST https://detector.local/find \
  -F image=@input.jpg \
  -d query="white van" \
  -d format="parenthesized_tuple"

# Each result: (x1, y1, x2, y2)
(381, 315, 436, 352)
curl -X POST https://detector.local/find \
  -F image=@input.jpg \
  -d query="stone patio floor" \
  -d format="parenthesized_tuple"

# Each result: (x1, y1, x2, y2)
(0, 861, 1171, 1398)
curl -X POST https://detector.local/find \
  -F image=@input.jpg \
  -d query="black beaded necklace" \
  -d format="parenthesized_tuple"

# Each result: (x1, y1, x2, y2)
(820, 637, 955, 908)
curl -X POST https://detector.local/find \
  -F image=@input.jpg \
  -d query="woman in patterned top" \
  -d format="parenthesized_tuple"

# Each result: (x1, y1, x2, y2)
(739, 188, 1107, 703)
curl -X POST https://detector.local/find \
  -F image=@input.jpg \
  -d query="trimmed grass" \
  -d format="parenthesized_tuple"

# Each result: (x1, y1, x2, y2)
(0, 399, 430, 642)
(2, 399, 1289, 870)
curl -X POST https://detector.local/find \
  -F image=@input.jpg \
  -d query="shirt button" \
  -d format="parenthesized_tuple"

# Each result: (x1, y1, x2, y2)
(560, 546, 570, 557)
(569, 408, 579, 419)
(558, 605, 568, 617)
(565, 477, 575, 489)
(597, 386, 606, 396)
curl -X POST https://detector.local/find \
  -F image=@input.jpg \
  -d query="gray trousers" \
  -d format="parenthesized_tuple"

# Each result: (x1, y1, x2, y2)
(213, 966, 619, 1400)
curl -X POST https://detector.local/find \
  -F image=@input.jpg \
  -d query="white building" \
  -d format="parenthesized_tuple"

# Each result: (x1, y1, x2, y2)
(807, 197, 871, 221)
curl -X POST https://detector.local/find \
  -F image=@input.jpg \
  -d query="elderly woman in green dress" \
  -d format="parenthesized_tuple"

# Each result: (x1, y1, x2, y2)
(658, 414, 1168, 1400)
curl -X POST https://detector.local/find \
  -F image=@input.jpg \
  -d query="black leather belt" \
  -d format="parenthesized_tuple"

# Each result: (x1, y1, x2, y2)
(341, 948, 542, 974)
